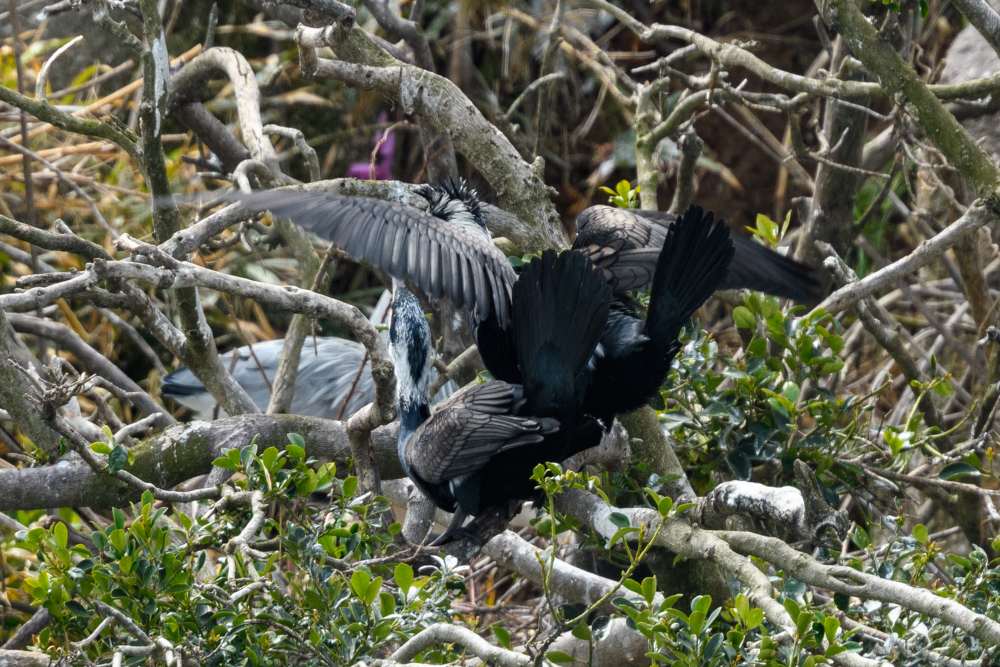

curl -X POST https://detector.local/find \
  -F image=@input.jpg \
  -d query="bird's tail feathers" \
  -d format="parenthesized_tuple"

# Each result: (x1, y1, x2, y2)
(646, 205, 735, 337)
(724, 236, 823, 304)
(513, 250, 611, 394)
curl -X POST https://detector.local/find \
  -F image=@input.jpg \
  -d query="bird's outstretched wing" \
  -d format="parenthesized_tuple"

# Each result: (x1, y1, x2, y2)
(235, 189, 518, 327)
(573, 205, 823, 303)
(405, 382, 558, 484)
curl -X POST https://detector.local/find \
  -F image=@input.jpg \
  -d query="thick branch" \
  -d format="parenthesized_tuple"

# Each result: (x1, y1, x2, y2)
(0, 415, 404, 510)
(556, 490, 902, 667)
(94, 255, 390, 372)
(390, 624, 528, 666)
(952, 0, 1000, 59)
(0, 213, 112, 261)
(618, 406, 695, 500)
(820, 0, 1000, 196)
(169, 48, 282, 174)
(667, 131, 703, 215)
(815, 202, 993, 314)
(297, 26, 562, 249)
(482, 530, 659, 612)
(720, 530, 1000, 645)
(0, 307, 62, 455)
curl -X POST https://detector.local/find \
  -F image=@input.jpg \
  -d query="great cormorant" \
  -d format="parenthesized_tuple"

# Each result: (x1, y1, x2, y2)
(393, 249, 611, 544)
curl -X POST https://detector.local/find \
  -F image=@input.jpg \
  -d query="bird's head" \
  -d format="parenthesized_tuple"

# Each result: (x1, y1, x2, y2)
(414, 178, 488, 235)
(388, 279, 433, 413)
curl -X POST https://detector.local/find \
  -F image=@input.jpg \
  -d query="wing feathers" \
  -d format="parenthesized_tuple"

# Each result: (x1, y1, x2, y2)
(234, 189, 517, 326)
(405, 381, 559, 484)
(572, 204, 822, 302)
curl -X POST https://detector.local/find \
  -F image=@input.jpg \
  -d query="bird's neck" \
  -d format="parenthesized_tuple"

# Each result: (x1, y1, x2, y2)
(389, 282, 434, 450)
(398, 400, 430, 447)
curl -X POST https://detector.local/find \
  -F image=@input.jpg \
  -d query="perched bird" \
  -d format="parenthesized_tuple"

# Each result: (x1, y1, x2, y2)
(393, 250, 611, 544)
(161, 290, 456, 420)
(571, 205, 821, 303)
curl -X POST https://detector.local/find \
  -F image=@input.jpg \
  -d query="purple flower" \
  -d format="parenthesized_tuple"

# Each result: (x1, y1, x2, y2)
(348, 112, 395, 180)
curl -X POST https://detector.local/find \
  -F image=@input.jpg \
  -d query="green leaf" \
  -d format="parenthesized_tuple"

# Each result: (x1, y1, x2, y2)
(609, 526, 638, 547)
(261, 447, 279, 471)
(109, 528, 126, 553)
(107, 444, 129, 474)
(609, 512, 630, 528)
(90, 441, 112, 455)
(932, 380, 953, 397)
(365, 576, 383, 606)
(745, 608, 763, 630)
(852, 526, 870, 549)
(295, 468, 318, 496)
(733, 306, 755, 329)
(378, 592, 395, 616)
(782, 597, 800, 623)
(657, 497, 673, 517)
(734, 593, 749, 620)
(342, 476, 359, 499)
(571, 622, 591, 641)
(823, 616, 839, 643)
(939, 462, 979, 480)
(211, 456, 240, 470)
(492, 623, 511, 648)
(394, 562, 413, 594)
(546, 650, 576, 663)
(795, 610, 814, 638)
(53, 522, 67, 550)
(817, 357, 844, 375)
(688, 610, 706, 635)
(833, 592, 850, 612)
(948, 554, 972, 571)
(287, 432, 305, 449)
(351, 570, 370, 599)
(641, 576, 656, 605)
(726, 450, 752, 481)
(913, 524, 928, 544)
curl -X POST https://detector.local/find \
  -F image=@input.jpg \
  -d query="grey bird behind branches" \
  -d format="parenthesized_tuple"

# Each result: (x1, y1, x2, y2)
(161, 290, 456, 420)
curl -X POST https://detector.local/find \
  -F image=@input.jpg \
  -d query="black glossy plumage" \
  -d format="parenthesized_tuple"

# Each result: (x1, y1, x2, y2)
(400, 250, 610, 541)
(582, 205, 735, 427)
(573, 205, 821, 303)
